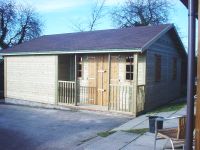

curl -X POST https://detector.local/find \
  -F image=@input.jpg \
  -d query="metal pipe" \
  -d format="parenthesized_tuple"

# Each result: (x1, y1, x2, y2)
(185, 0, 196, 149)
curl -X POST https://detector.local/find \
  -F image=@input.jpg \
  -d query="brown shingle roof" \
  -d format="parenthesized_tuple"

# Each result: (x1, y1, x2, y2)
(1, 24, 173, 54)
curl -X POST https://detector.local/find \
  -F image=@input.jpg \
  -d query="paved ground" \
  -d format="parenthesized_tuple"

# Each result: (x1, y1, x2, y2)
(0, 104, 130, 150)
(81, 102, 187, 150)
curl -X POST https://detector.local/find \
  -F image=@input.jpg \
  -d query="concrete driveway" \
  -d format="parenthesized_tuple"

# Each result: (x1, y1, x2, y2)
(0, 104, 130, 150)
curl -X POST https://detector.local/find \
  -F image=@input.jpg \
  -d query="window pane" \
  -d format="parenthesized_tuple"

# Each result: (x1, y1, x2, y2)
(78, 71, 82, 77)
(126, 57, 130, 63)
(126, 73, 133, 80)
(77, 56, 82, 62)
(126, 73, 130, 80)
(126, 65, 133, 72)
(126, 65, 130, 72)
(126, 56, 133, 63)
(130, 73, 133, 80)
(130, 65, 133, 72)
(130, 57, 134, 63)
(78, 64, 82, 70)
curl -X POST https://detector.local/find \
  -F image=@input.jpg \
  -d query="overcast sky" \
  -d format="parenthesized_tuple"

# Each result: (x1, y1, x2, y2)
(14, 0, 189, 48)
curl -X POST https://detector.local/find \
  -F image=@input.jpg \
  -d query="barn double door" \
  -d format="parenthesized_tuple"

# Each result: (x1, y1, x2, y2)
(87, 55, 108, 106)
(87, 55, 120, 106)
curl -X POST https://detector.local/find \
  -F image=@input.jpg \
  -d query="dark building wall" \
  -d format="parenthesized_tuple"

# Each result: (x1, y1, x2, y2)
(58, 55, 75, 81)
(144, 32, 183, 111)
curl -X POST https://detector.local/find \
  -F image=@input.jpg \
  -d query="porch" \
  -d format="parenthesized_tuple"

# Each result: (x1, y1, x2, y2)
(57, 54, 145, 115)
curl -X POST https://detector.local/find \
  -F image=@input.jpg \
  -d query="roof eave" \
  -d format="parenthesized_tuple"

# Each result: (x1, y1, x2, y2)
(141, 24, 174, 51)
(172, 26, 187, 57)
(141, 24, 187, 57)
(0, 48, 142, 56)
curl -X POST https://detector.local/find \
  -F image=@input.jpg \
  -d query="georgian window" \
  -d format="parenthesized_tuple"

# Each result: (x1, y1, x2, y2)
(77, 56, 82, 78)
(126, 56, 134, 80)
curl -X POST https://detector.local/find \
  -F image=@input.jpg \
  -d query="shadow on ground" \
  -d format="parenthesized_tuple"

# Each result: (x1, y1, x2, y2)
(0, 104, 130, 150)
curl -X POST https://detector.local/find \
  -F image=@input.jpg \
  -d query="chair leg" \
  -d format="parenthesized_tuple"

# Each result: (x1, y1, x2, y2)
(169, 139, 175, 150)
(154, 132, 158, 150)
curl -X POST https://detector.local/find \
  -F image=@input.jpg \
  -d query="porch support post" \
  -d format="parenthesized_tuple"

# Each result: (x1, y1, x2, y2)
(75, 54, 78, 106)
(185, 0, 196, 149)
(4, 57, 7, 98)
(196, 1, 200, 149)
(55, 55, 58, 104)
(133, 53, 138, 116)
(108, 53, 111, 110)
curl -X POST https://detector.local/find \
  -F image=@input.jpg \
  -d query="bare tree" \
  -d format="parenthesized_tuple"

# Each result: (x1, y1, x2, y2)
(88, 0, 106, 31)
(71, 0, 106, 31)
(0, 1, 43, 49)
(111, 0, 171, 28)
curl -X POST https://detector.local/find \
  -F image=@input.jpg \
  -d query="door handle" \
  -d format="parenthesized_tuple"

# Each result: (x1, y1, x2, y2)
(98, 89, 106, 92)
(98, 70, 106, 73)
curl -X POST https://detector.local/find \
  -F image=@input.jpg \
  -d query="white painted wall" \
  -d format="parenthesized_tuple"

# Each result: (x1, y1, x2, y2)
(5, 55, 58, 104)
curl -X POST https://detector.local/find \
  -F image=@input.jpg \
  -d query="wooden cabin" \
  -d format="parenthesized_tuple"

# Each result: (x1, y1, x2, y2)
(0, 24, 186, 116)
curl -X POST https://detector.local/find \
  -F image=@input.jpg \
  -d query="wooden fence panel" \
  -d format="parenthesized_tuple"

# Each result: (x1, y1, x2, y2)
(109, 84, 133, 113)
(78, 86, 96, 104)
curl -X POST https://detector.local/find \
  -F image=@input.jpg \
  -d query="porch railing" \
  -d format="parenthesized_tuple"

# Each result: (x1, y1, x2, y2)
(58, 81, 137, 114)
(78, 86, 96, 104)
(58, 81, 75, 104)
(109, 84, 133, 112)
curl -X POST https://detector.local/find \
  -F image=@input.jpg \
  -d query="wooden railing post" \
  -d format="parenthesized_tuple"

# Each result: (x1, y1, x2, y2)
(4, 57, 7, 98)
(133, 53, 138, 116)
(55, 56, 58, 105)
(108, 53, 111, 110)
(75, 54, 78, 106)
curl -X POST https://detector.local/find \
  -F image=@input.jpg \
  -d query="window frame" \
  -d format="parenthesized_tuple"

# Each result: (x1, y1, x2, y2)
(77, 56, 83, 79)
(125, 56, 134, 81)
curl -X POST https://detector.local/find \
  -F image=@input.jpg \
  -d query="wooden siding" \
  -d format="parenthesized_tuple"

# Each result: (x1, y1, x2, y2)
(0, 59, 4, 98)
(138, 55, 146, 86)
(145, 33, 182, 110)
(0, 59, 4, 90)
(136, 53, 146, 113)
(5, 55, 58, 104)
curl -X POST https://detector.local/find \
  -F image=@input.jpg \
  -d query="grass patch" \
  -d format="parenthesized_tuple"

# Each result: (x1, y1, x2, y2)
(97, 131, 116, 137)
(78, 136, 96, 145)
(124, 128, 148, 135)
(148, 102, 186, 114)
